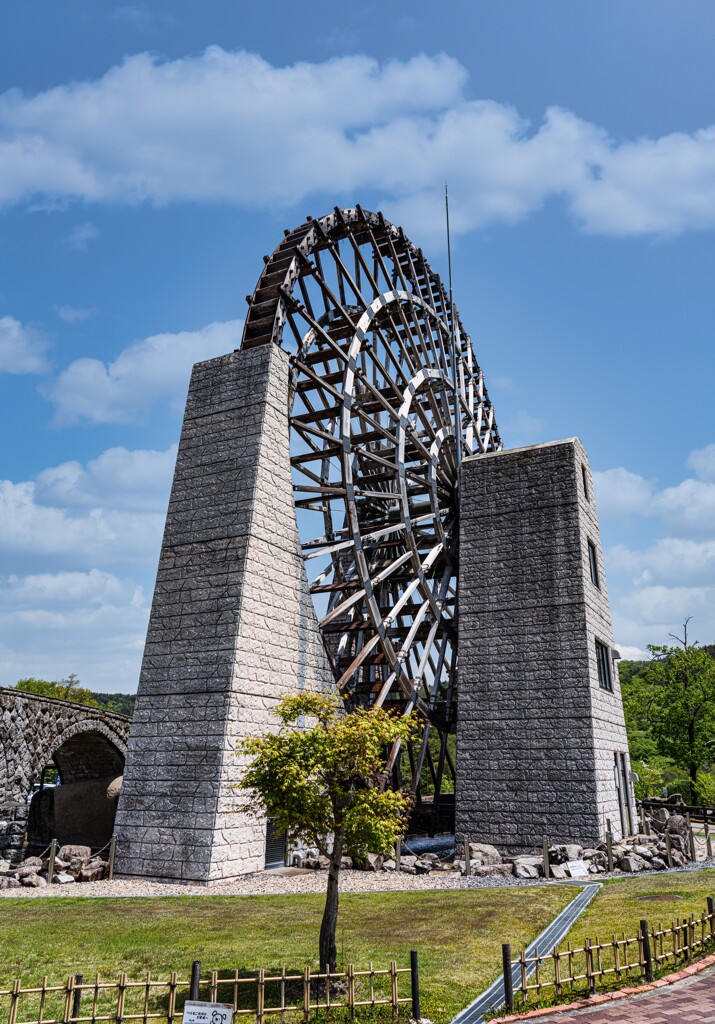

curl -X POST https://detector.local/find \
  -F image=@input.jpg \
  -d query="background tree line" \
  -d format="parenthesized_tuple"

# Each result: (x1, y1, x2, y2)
(8, 674, 136, 718)
(620, 621, 715, 804)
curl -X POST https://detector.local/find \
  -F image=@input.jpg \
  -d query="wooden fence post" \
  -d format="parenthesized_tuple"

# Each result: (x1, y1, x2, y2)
(640, 921, 653, 982)
(708, 897, 715, 942)
(108, 836, 117, 881)
(71, 974, 83, 1022)
(585, 939, 595, 995)
(47, 838, 57, 884)
(501, 944, 513, 1013)
(190, 961, 201, 1001)
(706, 824, 713, 859)
(542, 838, 550, 880)
(689, 825, 697, 862)
(464, 837, 471, 877)
(665, 832, 673, 868)
(606, 831, 614, 873)
(395, 839, 401, 872)
(410, 951, 420, 1021)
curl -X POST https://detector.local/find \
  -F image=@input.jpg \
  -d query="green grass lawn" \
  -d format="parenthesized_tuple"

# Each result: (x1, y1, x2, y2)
(486, 869, 715, 1019)
(0, 887, 574, 1024)
(565, 869, 715, 944)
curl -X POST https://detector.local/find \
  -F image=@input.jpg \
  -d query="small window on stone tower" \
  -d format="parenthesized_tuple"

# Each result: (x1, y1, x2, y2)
(582, 463, 589, 500)
(588, 540, 600, 588)
(596, 639, 613, 691)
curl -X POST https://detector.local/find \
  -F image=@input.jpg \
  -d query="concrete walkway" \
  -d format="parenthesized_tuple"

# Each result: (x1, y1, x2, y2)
(524, 964, 715, 1022)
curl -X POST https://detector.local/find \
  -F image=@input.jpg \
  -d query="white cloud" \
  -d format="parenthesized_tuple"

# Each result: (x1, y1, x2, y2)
(657, 478, 715, 536)
(45, 318, 243, 425)
(0, 445, 178, 690)
(0, 569, 149, 692)
(65, 222, 99, 249)
(0, 478, 164, 569)
(54, 304, 93, 323)
(35, 443, 176, 512)
(598, 444, 715, 652)
(0, 48, 714, 238)
(593, 467, 656, 516)
(687, 443, 715, 483)
(0, 315, 48, 373)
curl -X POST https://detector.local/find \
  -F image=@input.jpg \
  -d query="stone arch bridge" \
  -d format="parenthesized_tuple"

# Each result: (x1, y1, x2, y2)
(0, 688, 130, 859)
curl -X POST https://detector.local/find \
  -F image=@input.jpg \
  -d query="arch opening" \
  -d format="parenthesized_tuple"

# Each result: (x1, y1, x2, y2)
(26, 730, 125, 854)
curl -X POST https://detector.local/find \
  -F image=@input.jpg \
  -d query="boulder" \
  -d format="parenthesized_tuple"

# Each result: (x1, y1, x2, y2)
(58, 845, 91, 864)
(513, 862, 540, 879)
(340, 856, 353, 870)
(304, 857, 321, 870)
(564, 844, 584, 861)
(21, 873, 47, 887)
(584, 851, 608, 870)
(0, 860, 13, 876)
(53, 872, 76, 884)
(0, 877, 21, 889)
(452, 858, 465, 875)
(400, 855, 418, 870)
(420, 852, 440, 863)
(474, 863, 512, 878)
(16, 864, 42, 880)
(317, 855, 331, 869)
(665, 815, 689, 839)
(469, 842, 502, 865)
(364, 853, 383, 871)
(106, 776, 123, 800)
(548, 845, 568, 865)
(414, 860, 432, 875)
(671, 850, 687, 867)
(651, 857, 667, 870)
(514, 855, 543, 872)
(619, 855, 648, 873)
(633, 845, 655, 860)
(18, 856, 43, 870)
(79, 862, 107, 883)
(382, 859, 396, 872)
(549, 863, 568, 880)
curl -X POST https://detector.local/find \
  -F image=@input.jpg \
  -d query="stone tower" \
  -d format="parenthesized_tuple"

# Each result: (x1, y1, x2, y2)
(114, 344, 334, 883)
(455, 438, 632, 850)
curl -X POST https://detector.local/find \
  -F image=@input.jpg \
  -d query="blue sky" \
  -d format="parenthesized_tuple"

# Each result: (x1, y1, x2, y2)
(1, 0, 715, 691)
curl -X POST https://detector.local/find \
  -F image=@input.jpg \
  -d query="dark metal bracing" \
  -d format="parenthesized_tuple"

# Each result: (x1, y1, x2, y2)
(240, 206, 501, 826)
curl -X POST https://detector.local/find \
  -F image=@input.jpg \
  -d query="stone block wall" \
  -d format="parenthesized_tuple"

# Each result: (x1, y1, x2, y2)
(455, 438, 632, 851)
(114, 344, 335, 883)
(0, 688, 129, 860)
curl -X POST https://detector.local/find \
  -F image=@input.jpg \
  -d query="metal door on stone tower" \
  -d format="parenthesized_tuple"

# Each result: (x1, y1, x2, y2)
(264, 818, 287, 869)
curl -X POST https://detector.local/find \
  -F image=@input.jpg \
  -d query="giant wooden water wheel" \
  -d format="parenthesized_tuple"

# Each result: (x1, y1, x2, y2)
(241, 207, 501, 831)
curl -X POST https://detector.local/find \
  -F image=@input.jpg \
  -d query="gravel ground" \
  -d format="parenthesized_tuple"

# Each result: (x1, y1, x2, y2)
(1, 859, 713, 899)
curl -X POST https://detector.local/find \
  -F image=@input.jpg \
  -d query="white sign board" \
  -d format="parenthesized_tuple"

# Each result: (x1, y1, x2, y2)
(566, 860, 590, 878)
(183, 1002, 233, 1024)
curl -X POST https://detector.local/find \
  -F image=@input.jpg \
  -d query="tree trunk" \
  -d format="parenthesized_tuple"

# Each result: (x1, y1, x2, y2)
(688, 720, 698, 799)
(319, 830, 343, 971)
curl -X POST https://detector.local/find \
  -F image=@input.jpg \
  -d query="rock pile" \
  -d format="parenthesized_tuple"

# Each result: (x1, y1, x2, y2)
(294, 811, 703, 880)
(0, 844, 110, 889)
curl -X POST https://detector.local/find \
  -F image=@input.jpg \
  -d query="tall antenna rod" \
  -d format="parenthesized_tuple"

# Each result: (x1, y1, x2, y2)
(445, 183, 462, 461)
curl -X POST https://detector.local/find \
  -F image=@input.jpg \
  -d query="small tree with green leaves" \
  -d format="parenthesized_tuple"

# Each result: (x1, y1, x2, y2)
(238, 692, 416, 970)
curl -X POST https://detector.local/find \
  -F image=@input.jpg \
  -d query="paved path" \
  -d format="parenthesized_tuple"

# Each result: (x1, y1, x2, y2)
(534, 965, 715, 1022)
